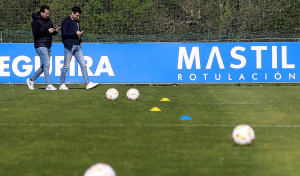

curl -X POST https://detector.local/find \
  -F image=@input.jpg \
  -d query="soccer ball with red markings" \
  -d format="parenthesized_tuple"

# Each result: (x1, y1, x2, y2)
(84, 163, 116, 176)
(126, 88, 140, 100)
(106, 88, 119, 101)
(232, 124, 255, 145)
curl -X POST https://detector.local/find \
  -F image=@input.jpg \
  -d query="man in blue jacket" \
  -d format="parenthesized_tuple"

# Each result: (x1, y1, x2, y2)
(26, 5, 59, 90)
(59, 6, 98, 90)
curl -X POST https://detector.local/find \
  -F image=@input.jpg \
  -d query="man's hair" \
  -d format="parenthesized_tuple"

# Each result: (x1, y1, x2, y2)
(72, 6, 82, 14)
(40, 5, 50, 13)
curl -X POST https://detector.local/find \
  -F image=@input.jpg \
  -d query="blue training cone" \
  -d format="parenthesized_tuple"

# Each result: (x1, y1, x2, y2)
(180, 115, 192, 120)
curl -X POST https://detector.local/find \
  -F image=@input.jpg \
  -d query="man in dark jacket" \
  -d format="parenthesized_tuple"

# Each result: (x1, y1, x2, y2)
(26, 5, 59, 90)
(59, 6, 98, 90)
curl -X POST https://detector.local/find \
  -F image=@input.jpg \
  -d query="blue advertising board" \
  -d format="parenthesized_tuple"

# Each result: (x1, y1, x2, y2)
(0, 42, 299, 83)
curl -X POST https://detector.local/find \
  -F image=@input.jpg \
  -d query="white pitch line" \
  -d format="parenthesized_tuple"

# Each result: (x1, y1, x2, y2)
(196, 102, 262, 105)
(0, 123, 299, 128)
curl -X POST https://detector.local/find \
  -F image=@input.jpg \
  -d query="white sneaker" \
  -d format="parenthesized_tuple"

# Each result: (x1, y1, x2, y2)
(46, 84, 57, 91)
(26, 78, 34, 90)
(59, 84, 69, 90)
(86, 82, 99, 90)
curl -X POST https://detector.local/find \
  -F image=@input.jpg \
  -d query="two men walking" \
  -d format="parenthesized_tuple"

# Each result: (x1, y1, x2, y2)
(27, 5, 98, 90)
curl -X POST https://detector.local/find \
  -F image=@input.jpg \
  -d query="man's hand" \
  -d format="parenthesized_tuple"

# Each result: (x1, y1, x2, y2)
(54, 26, 60, 32)
(48, 28, 55, 33)
(76, 31, 84, 36)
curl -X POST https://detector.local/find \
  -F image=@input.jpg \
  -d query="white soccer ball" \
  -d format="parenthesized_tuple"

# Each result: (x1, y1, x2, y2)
(84, 163, 116, 176)
(126, 88, 140, 100)
(106, 88, 119, 100)
(232, 124, 255, 145)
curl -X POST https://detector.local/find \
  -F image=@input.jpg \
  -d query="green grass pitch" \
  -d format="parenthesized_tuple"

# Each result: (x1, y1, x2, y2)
(0, 83, 300, 176)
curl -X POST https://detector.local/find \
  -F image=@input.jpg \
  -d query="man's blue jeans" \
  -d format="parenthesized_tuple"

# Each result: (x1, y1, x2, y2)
(60, 45, 90, 85)
(31, 47, 51, 86)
